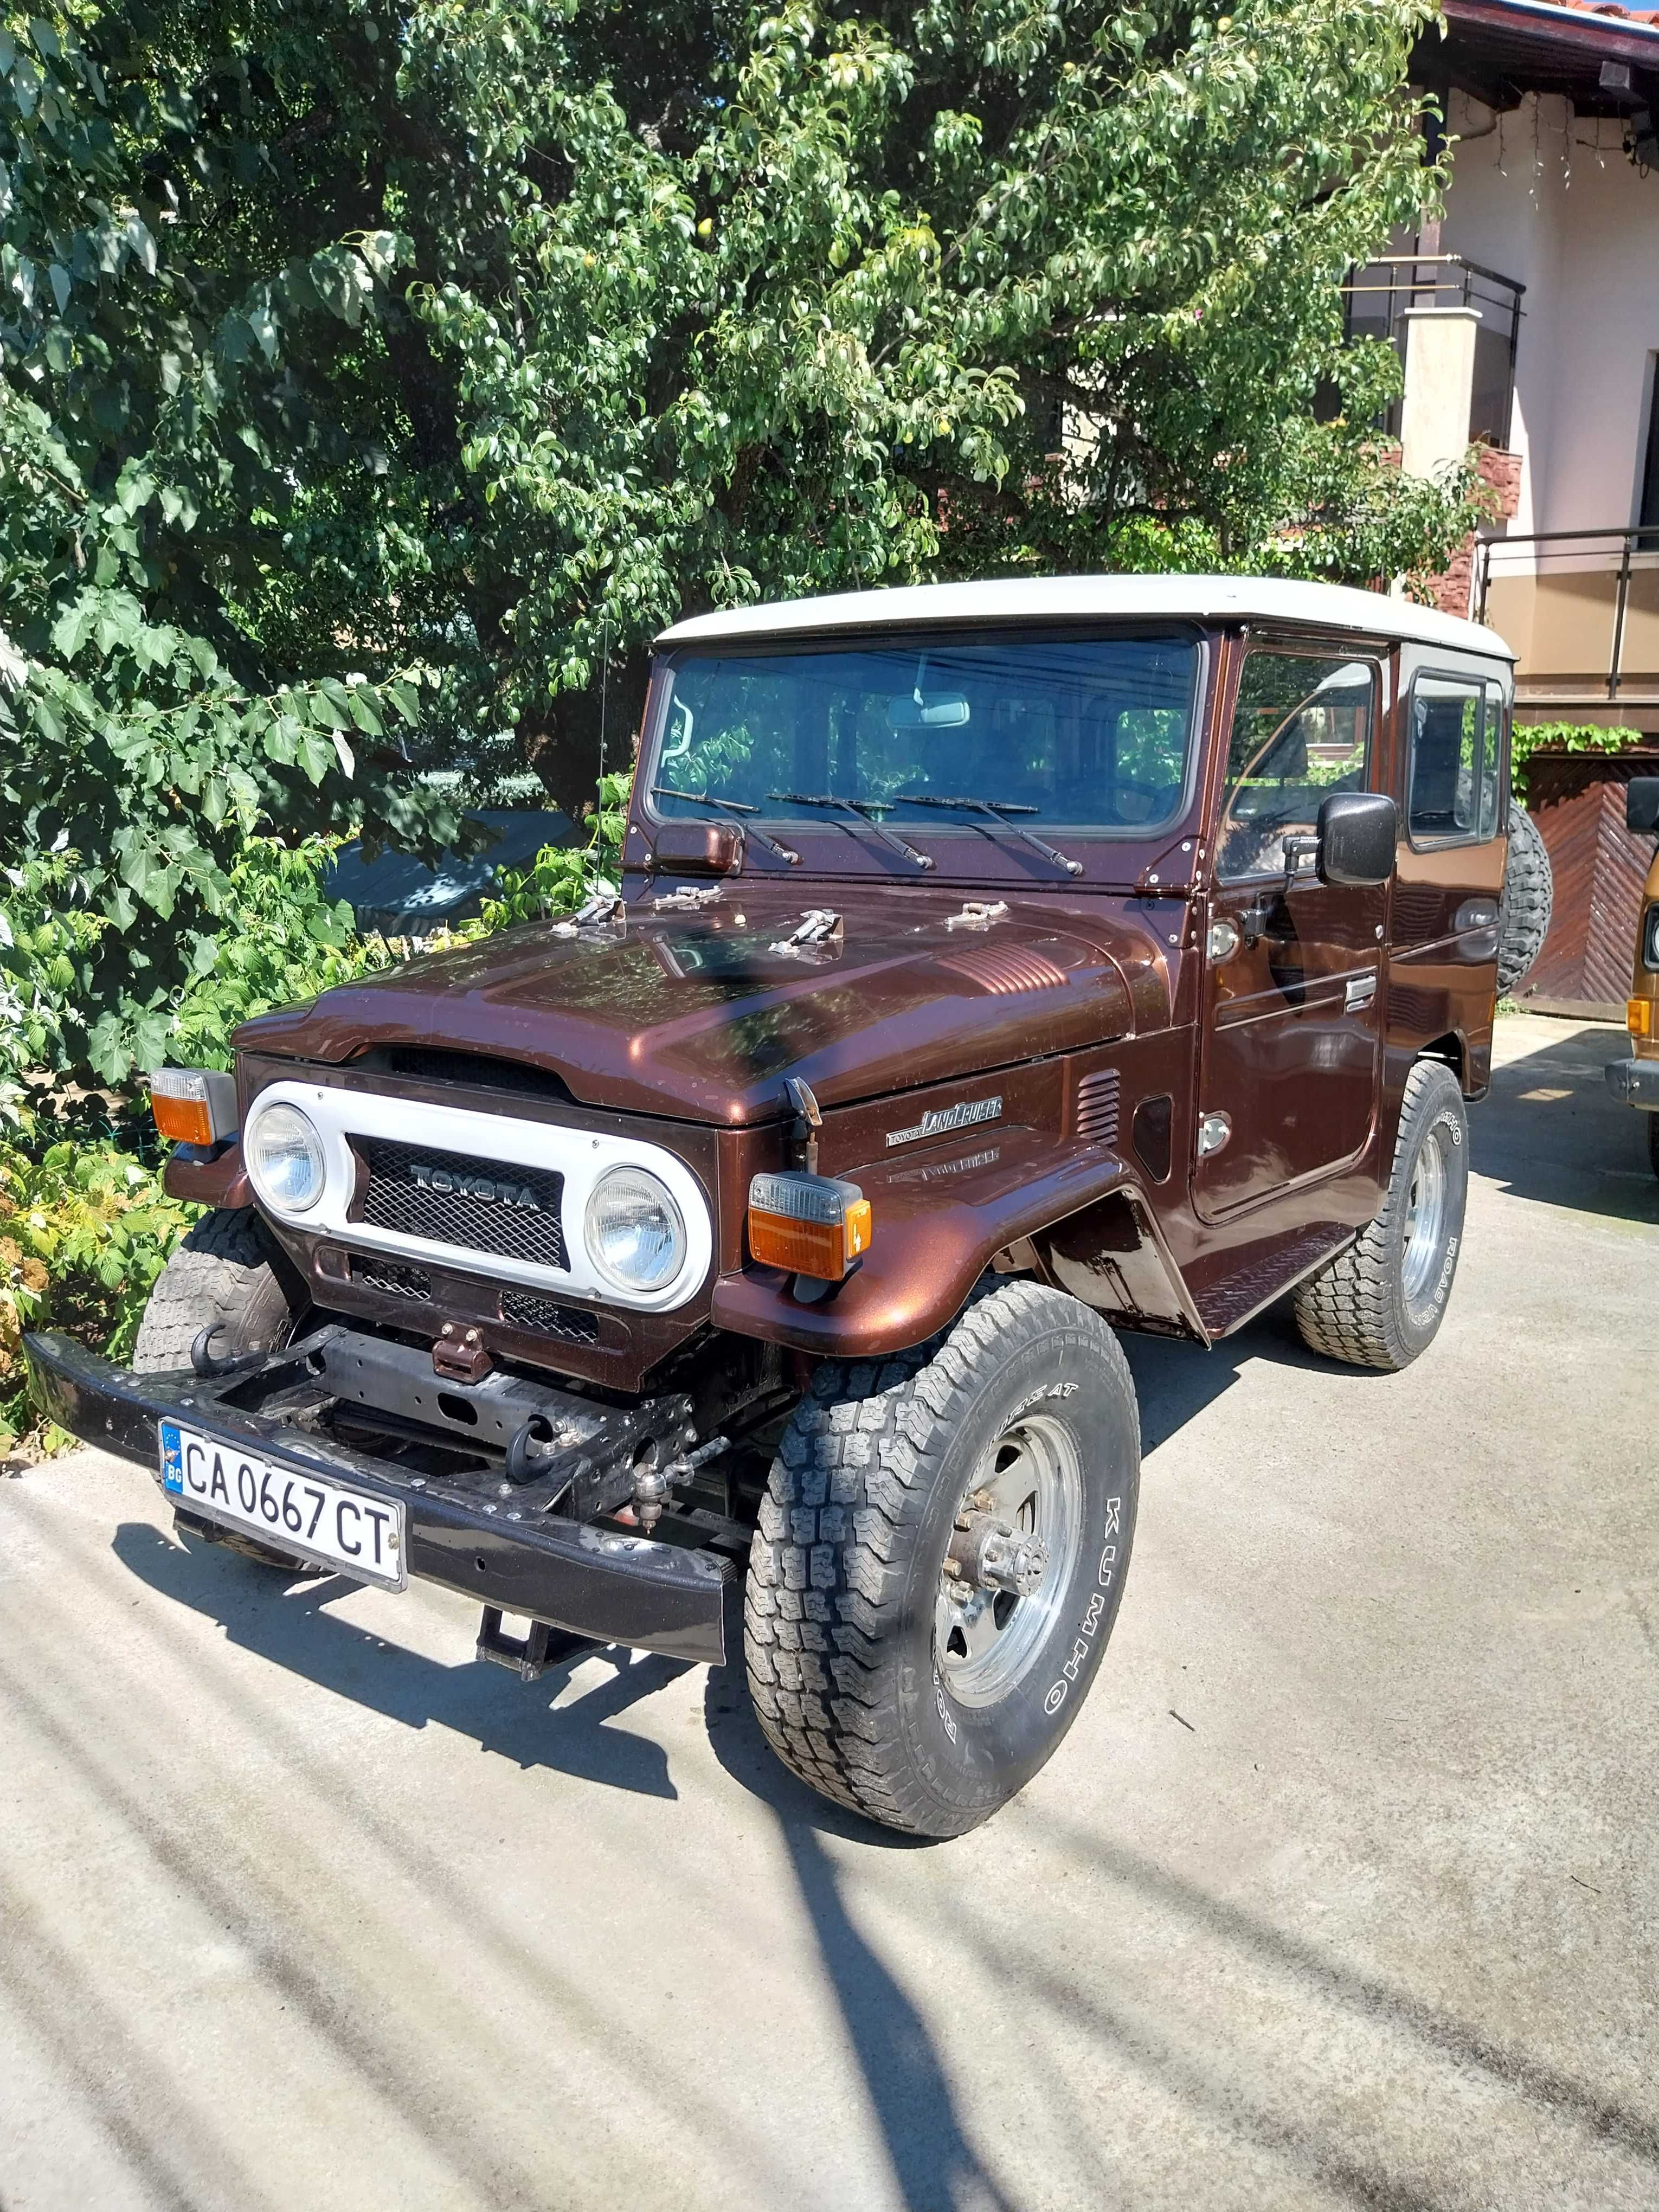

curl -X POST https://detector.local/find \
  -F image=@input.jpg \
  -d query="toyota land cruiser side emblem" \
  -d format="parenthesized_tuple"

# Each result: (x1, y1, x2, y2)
(885, 1095, 1003, 1148)
(408, 1160, 541, 1209)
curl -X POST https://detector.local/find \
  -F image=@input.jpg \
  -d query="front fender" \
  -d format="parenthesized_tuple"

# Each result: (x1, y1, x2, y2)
(709, 1123, 1198, 1358)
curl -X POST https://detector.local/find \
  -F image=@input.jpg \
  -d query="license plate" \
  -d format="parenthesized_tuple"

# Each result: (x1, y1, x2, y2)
(159, 1421, 407, 1590)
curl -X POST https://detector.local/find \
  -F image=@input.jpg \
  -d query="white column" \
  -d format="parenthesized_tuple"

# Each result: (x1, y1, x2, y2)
(1398, 305, 1481, 478)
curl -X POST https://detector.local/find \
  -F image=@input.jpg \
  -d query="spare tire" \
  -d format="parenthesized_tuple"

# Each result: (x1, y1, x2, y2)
(1497, 803, 1553, 995)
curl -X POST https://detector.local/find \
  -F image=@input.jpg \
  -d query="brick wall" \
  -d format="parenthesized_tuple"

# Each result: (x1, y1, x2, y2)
(1425, 446, 1522, 618)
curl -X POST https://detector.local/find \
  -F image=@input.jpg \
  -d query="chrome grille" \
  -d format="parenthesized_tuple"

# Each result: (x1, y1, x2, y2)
(352, 1256, 432, 1301)
(500, 1291, 601, 1344)
(358, 1138, 568, 1270)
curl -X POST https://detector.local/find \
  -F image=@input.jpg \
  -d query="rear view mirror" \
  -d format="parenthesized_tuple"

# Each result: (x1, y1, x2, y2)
(1626, 776, 1659, 834)
(1318, 790, 1397, 886)
(886, 693, 970, 731)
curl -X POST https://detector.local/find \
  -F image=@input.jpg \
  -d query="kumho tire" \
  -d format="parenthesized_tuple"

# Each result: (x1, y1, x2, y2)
(743, 1280, 1140, 1839)
(1293, 1059, 1469, 1372)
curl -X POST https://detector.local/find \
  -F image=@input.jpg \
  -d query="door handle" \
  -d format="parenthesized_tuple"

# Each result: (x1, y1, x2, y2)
(1345, 974, 1378, 1012)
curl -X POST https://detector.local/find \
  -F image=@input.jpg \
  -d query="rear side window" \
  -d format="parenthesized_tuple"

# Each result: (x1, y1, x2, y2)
(1408, 676, 1503, 845)
(1217, 653, 1375, 879)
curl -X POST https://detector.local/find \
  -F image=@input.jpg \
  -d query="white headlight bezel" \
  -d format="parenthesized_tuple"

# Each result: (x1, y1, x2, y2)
(239, 1082, 713, 1311)
(244, 1100, 327, 1216)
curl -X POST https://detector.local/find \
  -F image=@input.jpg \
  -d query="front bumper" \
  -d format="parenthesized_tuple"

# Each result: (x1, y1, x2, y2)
(1604, 1057, 1659, 1111)
(23, 1329, 729, 1663)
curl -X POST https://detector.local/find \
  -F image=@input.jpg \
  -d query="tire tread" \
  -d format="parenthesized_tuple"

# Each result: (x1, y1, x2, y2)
(744, 1280, 1134, 1836)
(1293, 1059, 1463, 1371)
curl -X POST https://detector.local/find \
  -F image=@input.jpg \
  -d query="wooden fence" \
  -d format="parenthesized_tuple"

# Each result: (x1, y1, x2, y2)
(1513, 748, 1659, 1019)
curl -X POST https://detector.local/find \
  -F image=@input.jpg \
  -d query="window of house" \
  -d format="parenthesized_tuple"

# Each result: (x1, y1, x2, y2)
(1641, 359, 1659, 540)
(1408, 675, 1502, 845)
(1217, 654, 1375, 879)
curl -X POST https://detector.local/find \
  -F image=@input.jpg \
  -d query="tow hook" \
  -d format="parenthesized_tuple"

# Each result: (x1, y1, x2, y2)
(945, 1510, 1051, 1598)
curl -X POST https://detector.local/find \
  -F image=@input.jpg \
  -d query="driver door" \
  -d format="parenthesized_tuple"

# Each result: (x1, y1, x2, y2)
(1195, 650, 1388, 1221)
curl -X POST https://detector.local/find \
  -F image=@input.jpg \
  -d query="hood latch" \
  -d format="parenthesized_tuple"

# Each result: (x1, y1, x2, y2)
(768, 908, 843, 959)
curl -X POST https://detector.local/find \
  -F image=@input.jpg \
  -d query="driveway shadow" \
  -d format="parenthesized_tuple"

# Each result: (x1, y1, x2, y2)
(1478, 1023, 1659, 1226)
(111, 1520, 684, 1798)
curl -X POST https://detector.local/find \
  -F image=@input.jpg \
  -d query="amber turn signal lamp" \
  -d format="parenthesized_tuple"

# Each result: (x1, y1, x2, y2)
(150, 1067, 239, 1148)
(748, 1171, 872, 1282)
(1629, 998, 1655, 1040)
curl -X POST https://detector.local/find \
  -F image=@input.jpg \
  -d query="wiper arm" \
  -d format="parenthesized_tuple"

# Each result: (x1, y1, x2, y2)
(893, 793, 1083, 878)
(767, 793, 934, 873)
(652, 786, 800, 867)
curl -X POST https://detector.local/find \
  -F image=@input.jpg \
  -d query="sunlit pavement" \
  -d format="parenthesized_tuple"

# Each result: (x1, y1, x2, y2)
(2, 1013, 1655, 2212)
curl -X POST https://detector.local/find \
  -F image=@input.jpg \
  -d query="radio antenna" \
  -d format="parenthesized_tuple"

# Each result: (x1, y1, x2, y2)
(597, 615, 609, 812)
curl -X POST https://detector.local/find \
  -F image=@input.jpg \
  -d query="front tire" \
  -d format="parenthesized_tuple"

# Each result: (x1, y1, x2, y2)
(134, 1208, 315, 1573)
(744, 1281, 1140, 1838)
(1294, 1059, 1469, 1371)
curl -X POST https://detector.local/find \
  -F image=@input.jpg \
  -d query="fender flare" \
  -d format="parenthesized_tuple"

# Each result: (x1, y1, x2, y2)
(709, 1126, 1204, 1358)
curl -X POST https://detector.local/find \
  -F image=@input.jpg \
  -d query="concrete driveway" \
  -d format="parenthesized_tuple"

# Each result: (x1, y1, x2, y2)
(2, 1014, 1655, 2212)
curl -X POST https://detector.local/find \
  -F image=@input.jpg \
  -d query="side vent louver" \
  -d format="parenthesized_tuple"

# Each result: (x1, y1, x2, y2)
(1072, 1068, 1121, 1147)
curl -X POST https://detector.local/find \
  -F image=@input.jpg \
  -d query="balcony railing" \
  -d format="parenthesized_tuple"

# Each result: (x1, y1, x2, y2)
(1341, 255, 1525, 449)
(1475, 528, 1659, 705)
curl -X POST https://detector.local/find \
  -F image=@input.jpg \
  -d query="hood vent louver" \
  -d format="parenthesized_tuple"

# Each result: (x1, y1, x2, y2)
(937, 943, 1069, 996)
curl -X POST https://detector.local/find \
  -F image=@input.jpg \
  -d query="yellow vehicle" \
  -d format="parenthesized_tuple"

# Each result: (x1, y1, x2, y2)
(1607, 777, 1659, 1176)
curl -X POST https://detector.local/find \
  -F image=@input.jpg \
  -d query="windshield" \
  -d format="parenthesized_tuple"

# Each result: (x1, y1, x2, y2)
(648, 632, 1201, 843)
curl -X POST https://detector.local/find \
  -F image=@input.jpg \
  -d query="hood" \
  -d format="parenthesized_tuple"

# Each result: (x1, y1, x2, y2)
(235, 880, 1156, 1124)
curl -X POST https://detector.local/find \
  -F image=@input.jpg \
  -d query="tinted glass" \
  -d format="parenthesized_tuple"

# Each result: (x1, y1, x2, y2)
(1409, 677, 1490, 844)
(1478, 681, 1503, 839)
(1218, 654, 1374, 879)
(651, 635, 1199, 837)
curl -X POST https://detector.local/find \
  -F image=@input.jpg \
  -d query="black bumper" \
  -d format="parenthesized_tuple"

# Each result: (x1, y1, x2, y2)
(1605, 1057, 1659, 1110)
(23, 1330, 728, 1663)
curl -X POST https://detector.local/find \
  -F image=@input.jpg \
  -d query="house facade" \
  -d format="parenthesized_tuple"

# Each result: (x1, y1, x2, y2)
(1382, 0, 1659, 732)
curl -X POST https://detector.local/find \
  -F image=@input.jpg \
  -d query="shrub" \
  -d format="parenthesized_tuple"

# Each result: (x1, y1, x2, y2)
(0, 1136, 198, 1450)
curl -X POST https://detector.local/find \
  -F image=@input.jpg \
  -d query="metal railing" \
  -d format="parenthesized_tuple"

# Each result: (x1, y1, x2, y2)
(1475, 527, 1659, 704)
(1341, 254, 1526, 449)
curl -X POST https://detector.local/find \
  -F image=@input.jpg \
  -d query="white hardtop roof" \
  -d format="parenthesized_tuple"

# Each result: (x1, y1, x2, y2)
(657, 573, 1514, 661)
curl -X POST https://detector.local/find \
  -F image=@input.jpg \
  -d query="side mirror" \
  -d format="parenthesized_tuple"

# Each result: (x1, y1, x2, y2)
(648, 819, 742, 876)
(1318, 790, 1398, 886)
(1626, 777, 1659, 835)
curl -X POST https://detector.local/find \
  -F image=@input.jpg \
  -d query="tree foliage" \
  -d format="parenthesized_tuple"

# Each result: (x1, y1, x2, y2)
(0, 0, 1471, 1082)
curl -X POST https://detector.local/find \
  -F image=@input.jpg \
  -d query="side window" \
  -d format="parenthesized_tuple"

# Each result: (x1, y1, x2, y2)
(1408, 676, 1500, 845)
(1478, 680, 1506, 840)
(1218, 654, 1375, 880)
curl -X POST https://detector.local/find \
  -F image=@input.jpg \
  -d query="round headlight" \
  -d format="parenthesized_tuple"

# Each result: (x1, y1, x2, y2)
(246, 1102, 326, 1214)
(585, 1166, 686, 1294)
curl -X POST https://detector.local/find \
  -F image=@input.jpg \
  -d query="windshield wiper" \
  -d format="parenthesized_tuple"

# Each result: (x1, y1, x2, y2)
(652, 786, 800, 867)
(892, 793, 1083, 878)
(767, 793, 934, 873)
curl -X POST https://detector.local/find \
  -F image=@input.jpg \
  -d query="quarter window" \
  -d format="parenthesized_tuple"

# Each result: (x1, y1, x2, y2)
(1408, 677, 1502, 845)
(1217, 654, 1375, 880)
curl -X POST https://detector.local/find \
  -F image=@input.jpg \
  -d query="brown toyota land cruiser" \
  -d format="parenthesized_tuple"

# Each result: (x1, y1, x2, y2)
(27, 575, 1540, 1837)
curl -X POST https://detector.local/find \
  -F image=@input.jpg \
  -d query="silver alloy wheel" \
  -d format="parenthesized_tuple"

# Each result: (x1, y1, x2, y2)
(1400, 1125, 1449, 1311)
(935, 1412, 1083, 1707)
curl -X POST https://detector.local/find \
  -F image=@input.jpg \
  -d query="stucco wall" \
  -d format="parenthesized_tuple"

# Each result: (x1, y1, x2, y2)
(1440, 91, 1659, 537)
